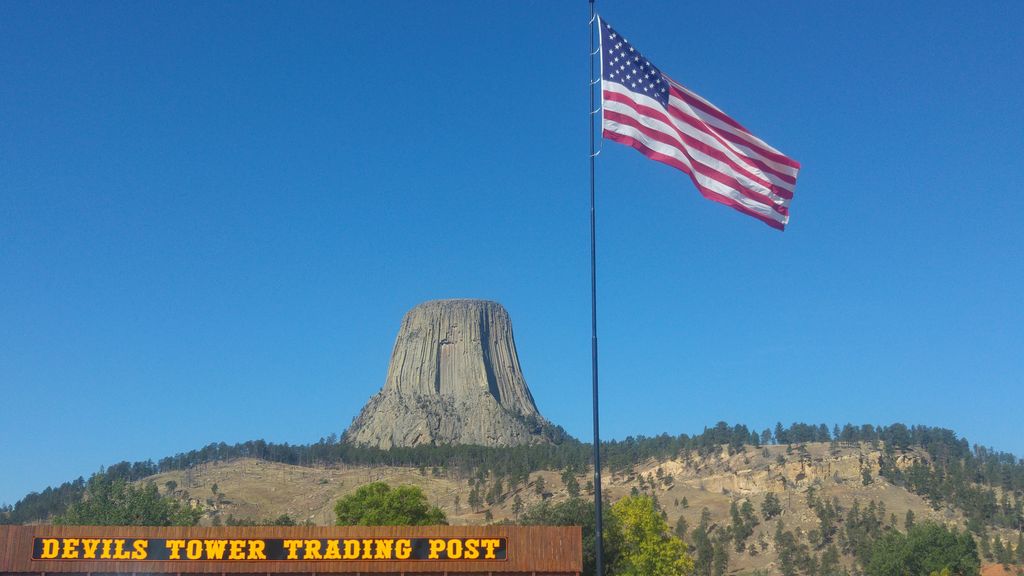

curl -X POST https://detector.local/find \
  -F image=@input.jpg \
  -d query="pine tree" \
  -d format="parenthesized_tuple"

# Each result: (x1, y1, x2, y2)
(468, 487, 482, 511)
(762, 492, 782, 520)
(675, 515, 689, 540)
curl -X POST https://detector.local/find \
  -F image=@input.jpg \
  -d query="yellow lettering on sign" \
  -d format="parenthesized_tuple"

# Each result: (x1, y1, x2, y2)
(229, 540, 247, 560)
(428, 539, 446, 559)
(303, 539, 322, 560)
(100, 539, 113, 559)
(373, 539, 393, 560)
(185, 540, 202, 560)
(343, 539, 360, 560)
(464, 538, 480, 560)
(113, 539, 131, 560)
(40, 539, 60, 559)
(248, 539, 266, 560)
(132, 540, 148, 560)
(203, 540, 227, 560)
(81, 539, 101, 559)
(166, 540, 186, 560)
(323, 540, 341, 560)
(394, 539, 411, 560)
(447, 539, 464, 559)
(360, 539, 373, 560)
(480, 538, 500, 559)
(61, 538, 80, 559)
(283, 540, 303, 560)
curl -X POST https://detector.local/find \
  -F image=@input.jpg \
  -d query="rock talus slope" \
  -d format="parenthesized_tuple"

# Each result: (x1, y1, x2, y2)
(343, 299, 554, 448)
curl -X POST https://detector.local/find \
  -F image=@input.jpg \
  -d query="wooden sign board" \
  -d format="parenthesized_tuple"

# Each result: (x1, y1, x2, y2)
(0, 525, 581, 575)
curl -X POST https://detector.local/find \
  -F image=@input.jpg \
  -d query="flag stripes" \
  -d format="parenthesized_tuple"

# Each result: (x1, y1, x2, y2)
(598, 17, 800, 230)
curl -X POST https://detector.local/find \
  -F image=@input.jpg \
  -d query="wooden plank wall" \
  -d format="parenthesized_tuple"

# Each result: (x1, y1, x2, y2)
(0, 525, 580, 575)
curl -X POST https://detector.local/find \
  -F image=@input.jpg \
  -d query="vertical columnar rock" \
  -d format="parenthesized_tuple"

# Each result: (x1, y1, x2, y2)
(343, 299, 559, 448)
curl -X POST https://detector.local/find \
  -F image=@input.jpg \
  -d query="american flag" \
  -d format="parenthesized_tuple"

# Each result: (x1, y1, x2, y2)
(599, 17, 800, 230)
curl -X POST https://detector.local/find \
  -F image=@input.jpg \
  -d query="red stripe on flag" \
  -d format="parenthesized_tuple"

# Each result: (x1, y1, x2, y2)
(604, 107, 788, 217)
(602, 128, 787, 230)
(598, 17, 799, 230)
(604, 90, 793, 201)
(668, 83, 801, 172)
(664, 96, 798, 191)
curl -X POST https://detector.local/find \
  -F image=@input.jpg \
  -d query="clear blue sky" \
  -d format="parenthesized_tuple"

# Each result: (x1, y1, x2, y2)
(2, 1, 1022, 507)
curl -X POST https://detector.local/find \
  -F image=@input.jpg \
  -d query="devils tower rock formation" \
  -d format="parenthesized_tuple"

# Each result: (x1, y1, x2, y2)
(343, 299, 562, 449)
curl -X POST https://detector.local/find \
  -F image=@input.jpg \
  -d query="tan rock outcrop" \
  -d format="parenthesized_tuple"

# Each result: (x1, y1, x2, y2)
(342, 299, 557, 448)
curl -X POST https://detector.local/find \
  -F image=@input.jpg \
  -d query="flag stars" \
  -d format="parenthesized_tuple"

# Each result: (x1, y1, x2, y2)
(600, 19, 670, 107)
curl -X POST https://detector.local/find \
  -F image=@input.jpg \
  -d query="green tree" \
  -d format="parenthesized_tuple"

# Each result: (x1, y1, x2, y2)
(711, 537, 730, 576)
(994, 533, 1013, 566)
(692, 509, 714, 576)
(761, 492, 782, 520)
(675, 515, 689, 540)
(520, 497, 622, 576)
(865, 522, 979, 576)
(731, 501, 753, 552)
(611, 496, 694, 576)
(819, 544, 842, 576)
(512, 494, 523, 519)
(272, 514, 297, 526)
(333, 482, 446, 526)
(562, 468, 581, 498)
(56, 476, 200, 526)
(468, 486, 483, 511)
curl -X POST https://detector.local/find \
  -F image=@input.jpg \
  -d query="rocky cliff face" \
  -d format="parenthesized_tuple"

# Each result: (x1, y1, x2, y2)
(342, 299, 557, 448)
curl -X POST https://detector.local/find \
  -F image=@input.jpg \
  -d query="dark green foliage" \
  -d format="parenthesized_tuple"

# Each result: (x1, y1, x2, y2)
(511, 494, 523, 518)
(819, 544, 844, 576)
(691, 510, 714, 576)
(842, 499, 885, 566)
(808, 496, 841, 549)
(674, 515, 688, 540)
(5, 420, 1024, 535)
(711, 537, 730, 576)
(55, 475, 200, 526)
(730, 500, 758, 552)
(774, 520, 814, 576)
(533, 474, 546, 496)
(519, 497, 621, 576)
(994, 533, 1013, 566)
(980, 532, 992, 560)
(467, 486, 482, 511)
(484, 478, 503, 505)
(561, 467, 580, 498)
(333, 482, 446, 526)
(865, 522, 979, 576)
(762, 492, 783, 520)
(224, 514, 309, 526)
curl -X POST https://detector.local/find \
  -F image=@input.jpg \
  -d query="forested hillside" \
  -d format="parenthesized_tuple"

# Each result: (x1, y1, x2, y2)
(4, 422, 1022, 535)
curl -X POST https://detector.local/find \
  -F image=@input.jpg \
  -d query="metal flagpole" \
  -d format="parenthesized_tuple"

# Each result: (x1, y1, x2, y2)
(588, 1, 604, 575)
